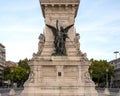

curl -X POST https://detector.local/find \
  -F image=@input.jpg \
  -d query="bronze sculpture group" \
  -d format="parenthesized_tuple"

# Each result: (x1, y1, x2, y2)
(46, 20, 74, 56)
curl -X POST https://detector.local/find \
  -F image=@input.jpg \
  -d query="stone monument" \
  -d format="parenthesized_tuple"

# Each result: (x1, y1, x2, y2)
(20, 0, 98, 96)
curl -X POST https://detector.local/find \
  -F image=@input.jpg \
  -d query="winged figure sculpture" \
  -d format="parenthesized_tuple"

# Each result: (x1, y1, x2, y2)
(46, 20, 74, 56)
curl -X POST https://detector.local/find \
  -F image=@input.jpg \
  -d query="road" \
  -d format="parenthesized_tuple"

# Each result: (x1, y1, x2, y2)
(0, 88, 119, 96)
(0, 88, 23, 96)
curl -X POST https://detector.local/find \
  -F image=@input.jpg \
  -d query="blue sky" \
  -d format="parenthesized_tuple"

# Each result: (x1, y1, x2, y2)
(0, 0, 120, 62)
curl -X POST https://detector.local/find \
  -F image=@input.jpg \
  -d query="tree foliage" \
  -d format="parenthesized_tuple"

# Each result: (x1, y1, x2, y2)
(89, 59, 114, 87)
(18, 58, 30, 70)
(4, 67, 11, 80)
(4, 58, 30, 87)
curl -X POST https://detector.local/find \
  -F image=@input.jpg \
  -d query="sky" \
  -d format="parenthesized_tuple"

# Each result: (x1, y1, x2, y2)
(0, 0, 120, 62)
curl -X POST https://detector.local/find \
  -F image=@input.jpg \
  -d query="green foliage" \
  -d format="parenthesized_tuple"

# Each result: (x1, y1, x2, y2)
(13, 67, 27, 81)
(18, 58, 30, 70)
(4, 58, 30, 87)
(4, 67, 11, 81)
(89, 59, 114, 87)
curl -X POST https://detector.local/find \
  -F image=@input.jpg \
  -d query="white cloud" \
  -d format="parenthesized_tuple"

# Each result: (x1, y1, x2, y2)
(0, 0, 120, 62)
(0, 25, 43, 33)
(5, 37, 39, 62)
(0, 0, 40, 12)
(85, 49, 114, 61)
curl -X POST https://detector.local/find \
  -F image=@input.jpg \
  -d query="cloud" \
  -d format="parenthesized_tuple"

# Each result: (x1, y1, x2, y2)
(0, 0, 40, 12)
(0, 25, 43, 33)
(4, 36, 39, 62)
(1, 0, 120, 62)
(84, 49, 114, 61)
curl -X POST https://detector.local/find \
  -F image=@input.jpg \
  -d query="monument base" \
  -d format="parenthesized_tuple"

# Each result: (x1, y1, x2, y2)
(20, 85, 98, 96)
(20, 56, 98, 96)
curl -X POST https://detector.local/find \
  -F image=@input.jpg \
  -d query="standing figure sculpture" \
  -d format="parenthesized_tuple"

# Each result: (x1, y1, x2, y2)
(38, 33, 45, 54)
(46, 20, 74, 56)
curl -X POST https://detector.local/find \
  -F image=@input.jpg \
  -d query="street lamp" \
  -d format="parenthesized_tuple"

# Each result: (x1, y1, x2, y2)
(114, 51, 119, 59)
(11, 69, 14, 88)
(104, 69, 110, 95)
(9, 68, 15, 96)
(106, 69, 109, 88)
(90, 70, 93, 80)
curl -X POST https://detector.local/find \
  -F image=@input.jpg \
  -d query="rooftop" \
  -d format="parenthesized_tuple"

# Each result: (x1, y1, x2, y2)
(0, 43, 5, 48)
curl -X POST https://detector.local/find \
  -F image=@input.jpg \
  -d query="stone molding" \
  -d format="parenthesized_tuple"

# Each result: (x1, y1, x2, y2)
(40, 0, 80, 4)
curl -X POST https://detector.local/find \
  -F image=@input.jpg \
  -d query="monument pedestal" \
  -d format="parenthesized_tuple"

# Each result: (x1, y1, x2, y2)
(20, 56, 98, 96)
(20, 0, 98, 95)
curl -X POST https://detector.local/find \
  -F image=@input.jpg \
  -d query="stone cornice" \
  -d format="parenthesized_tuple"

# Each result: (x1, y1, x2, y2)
(39, 0, 80, 18)
(40, 0, 80, 4)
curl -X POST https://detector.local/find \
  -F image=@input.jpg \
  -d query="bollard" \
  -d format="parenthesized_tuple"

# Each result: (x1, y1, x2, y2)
(9, 88, 16, 96)
(104, 88, 110, 95)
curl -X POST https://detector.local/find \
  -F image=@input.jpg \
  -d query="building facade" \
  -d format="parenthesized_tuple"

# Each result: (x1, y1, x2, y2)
(6, 61, 17, 67)
(109, 58, 120, 87)
(0, 43, 6, 86)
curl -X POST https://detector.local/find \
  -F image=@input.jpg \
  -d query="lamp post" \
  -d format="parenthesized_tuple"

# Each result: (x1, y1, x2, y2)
(114, 51, 119, 59)
(90, 70, 93, 80)
(106, 69, 109, 88)
(9, 68, 15, 96)
(104, 69, 110, 95)
(11, 69, 14, 88)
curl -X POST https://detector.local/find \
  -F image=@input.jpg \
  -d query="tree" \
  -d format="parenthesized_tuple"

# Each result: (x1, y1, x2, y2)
(4, 66, 28, 87)
(13, 67, 27, 86)
(89, 59, 114, 87)
(17, 58, 30, 87)
(4, 58, 30, 87)
(4, 67, 11, 81)
(18, 58, 30, 70)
